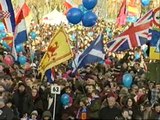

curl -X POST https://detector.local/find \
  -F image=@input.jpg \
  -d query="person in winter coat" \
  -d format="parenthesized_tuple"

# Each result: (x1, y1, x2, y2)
(99, 92, 121, 119)
(0, 98, 14, 120)
(31, 88, 44, 117)
(88, 90, 102, 119)
(12, 82, 34, 118)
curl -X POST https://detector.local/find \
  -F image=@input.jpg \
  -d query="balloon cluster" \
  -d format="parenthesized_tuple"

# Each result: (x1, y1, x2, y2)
(66, 0, 98, 27)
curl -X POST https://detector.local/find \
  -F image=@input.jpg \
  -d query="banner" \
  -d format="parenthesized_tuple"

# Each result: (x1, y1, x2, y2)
(39, 28, 73, 78)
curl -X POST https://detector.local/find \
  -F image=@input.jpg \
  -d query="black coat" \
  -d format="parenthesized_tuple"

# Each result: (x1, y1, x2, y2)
(99, 106, 121, 120)
(0, 106, 14, 120)
(32, 96, 44, 117)
(12, 90, 33, 117)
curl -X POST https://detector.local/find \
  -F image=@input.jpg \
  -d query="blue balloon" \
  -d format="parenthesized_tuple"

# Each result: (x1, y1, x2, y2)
(16, 44, 24, 53)
(0, 23, 5, 32)
(135, 52, 140, 60)
(30, 32, 37, 40)
(141, 0, 150, 6)
(61, 94, 70, 106)
(82, 11, 97, 27)
(2, 41, 11, 50)
(83, 0, 97, 10)
(67, 8, 83, 24)
(123, 74, 133, 88)
(1, 32, 6, 38)
(78, 4, 88, 14)
(127, 16, 137, 23)
(18, 56, 27, 65)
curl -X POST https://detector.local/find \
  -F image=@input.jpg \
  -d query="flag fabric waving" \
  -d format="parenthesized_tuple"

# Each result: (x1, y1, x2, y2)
(45, 68, 55, 83)
(127, 0, 140, 23)
(0, 0, 16, 33)
(39, 28, 73, 78)
(116, 0, 127, 27)
(64, 0, 77, 10)
(12, 3, 30, 61)
(2, 33, 13, 47)
(72, 34, 105, 73)
(107, 10, 153, 52)
(64, 0, 77, 14)
(14, 3, 30, 45)
(149, 30, 160, 60)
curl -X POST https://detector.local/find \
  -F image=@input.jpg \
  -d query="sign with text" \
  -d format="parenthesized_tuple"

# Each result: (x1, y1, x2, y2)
(51, 85, 61, 94)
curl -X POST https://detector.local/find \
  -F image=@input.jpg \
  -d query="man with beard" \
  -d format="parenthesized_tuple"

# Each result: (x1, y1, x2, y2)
(12, 82, 33, 118)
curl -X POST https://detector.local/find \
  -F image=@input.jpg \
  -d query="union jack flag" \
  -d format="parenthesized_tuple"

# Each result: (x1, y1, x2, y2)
(0, 10, 10, 20)
(107, 10, 153, 52)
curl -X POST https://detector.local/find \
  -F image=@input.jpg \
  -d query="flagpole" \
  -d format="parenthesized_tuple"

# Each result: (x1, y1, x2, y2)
(72, 57, 87, 96)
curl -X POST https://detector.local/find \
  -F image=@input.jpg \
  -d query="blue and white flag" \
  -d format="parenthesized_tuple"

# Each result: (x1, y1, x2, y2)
(72, 34, 105, 73)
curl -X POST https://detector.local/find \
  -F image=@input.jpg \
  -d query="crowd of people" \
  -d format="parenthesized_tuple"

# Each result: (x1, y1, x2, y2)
(0, 19, 160, 120)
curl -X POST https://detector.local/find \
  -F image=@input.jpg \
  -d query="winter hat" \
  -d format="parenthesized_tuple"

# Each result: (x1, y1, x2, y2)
(42, 111, 52, 118)
(31, 110, 38, 116)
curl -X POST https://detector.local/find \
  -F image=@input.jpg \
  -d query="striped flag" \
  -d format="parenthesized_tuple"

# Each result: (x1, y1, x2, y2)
(127, 0, 140, 23)
(0, 0, 16, 33)
(14, 3, 30, 45)
(12, 3, 30, 60)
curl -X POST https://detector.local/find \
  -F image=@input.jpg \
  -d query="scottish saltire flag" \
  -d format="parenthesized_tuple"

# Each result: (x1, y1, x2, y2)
(107, 10, 153, 52)
(72, 34, 105, 73)
(0, 0, 16, 32)
(14, 3, 30, 45)
(149, 30, 160, 60)
(45, 68, 55, 83)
